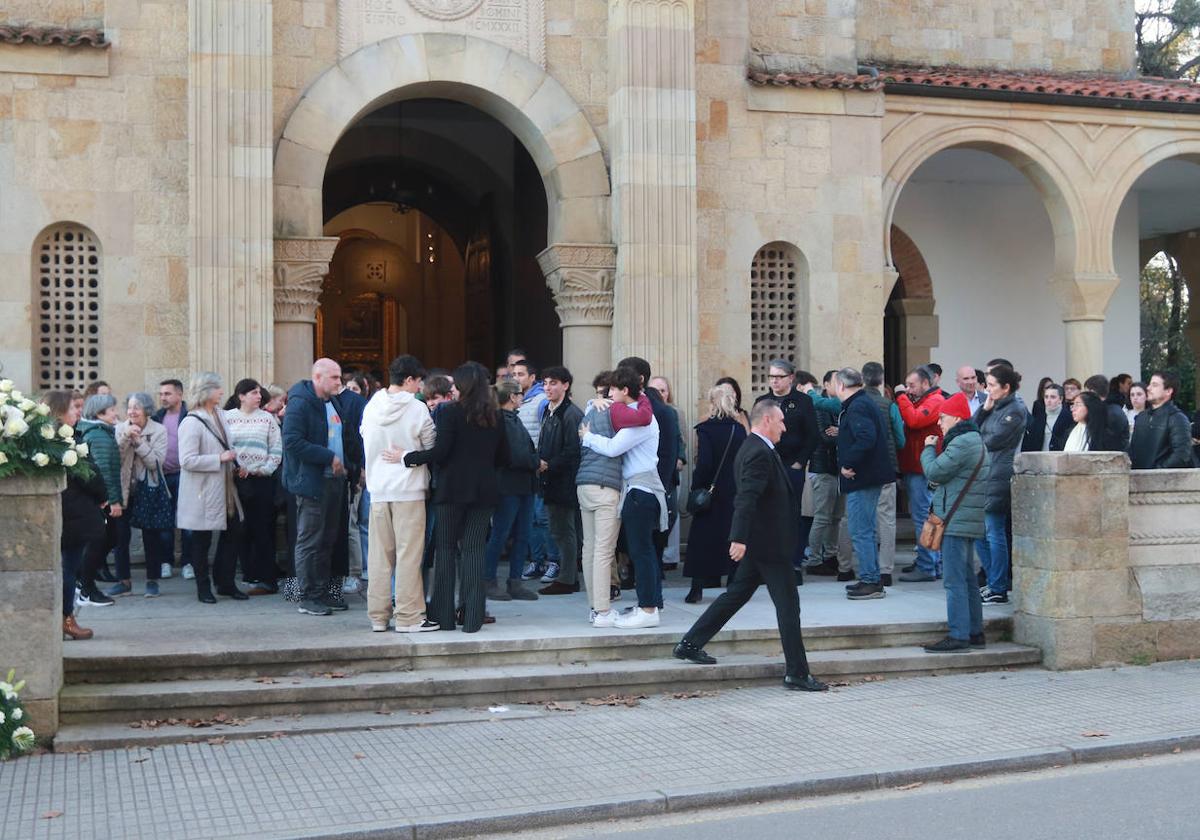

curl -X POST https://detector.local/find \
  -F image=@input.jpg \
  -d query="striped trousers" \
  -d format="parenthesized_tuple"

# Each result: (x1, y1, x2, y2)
(430, 503, 494, 633)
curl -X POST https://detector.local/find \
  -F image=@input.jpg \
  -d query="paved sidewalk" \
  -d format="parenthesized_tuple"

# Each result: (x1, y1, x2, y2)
(7, 662, 1200, 840)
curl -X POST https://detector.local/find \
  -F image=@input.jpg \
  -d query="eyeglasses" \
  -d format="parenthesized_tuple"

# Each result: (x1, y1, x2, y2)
(768, 374, 790, 380)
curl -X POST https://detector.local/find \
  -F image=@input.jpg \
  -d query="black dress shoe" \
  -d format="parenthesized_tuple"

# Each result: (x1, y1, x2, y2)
(684, 585, 703, 604)
(673, 641, 717, 665)
(197, 587, 217, 604)
(784, 674, 829, 692)
(217, 588, 249, 601)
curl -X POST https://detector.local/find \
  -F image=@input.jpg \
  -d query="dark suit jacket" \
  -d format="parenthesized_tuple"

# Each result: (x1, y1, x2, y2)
(403, 402, 511, 506)
(729, 433, 798, 566)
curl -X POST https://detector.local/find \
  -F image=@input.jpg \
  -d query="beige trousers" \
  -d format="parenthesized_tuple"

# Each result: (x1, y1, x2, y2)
(367, 500, 427, 627)
(577, 484, 621, 611)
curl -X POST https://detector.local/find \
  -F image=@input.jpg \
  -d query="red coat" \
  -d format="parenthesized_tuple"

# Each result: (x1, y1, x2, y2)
(896, 389, 945, 475)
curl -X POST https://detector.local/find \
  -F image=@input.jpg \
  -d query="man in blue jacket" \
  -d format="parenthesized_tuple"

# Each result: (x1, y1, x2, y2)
(283, 358, 348, 617)
(833, 367, 895, 601)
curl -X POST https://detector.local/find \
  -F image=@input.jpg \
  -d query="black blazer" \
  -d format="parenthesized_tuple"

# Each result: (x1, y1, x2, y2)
(404, 402, 510, 506)
(728, 434, 798, 566)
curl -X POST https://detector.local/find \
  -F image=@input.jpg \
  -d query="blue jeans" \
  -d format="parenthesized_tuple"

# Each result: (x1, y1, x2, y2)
(975, 511, 1011, 594)
(358, 488, 370, 578)
(484, 494, 534, 582)
(904, 472, 940, 576)
(845, 485, 883, 584)
(622, 490, 663, 609)
(530, 494, 560, 565)
(941, 534, 983, 641)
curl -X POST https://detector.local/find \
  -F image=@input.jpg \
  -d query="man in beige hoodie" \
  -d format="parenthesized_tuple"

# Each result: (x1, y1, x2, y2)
(361, 355, 437, 632)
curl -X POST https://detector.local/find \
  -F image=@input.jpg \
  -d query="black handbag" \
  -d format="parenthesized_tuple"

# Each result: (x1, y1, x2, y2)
(128, 464, 174, 530)
(686, 426, 737, 515)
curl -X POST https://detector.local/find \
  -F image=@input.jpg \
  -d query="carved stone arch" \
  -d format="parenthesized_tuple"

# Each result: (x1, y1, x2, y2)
(274, 32, 611, 247)
(1099, 139, 1200, 261)
(888, 225, 932, 300)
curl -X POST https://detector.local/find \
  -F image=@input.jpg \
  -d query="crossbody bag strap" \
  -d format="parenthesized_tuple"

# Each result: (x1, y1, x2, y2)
(943, 445, 986, 526)
(182, 413, 231, 451)
(707, 426, 738, 492)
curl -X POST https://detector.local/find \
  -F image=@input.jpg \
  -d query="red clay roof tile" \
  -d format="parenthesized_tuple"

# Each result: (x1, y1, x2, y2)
(0, 26, 108, 49)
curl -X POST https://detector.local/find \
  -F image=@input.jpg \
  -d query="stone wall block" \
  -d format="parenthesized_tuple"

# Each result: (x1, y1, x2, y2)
(1013, 615, 1094, 670)
(0, 493, 62, 573)
(1133, 566, 1200, 622)
(1092, 619, 1159, 664)
(1153, 620, 1200, 660)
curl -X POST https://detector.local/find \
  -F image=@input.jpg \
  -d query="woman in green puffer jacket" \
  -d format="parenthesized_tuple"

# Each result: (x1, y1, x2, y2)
(919, 392, 991, 653)
(76, 393, 123, 605)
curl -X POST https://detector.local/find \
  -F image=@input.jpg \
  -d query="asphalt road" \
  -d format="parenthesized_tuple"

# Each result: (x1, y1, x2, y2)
(485, 751, 1200, 840)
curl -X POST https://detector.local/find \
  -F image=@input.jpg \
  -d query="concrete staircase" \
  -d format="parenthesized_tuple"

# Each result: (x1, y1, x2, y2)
(57, 616, 1040, 747)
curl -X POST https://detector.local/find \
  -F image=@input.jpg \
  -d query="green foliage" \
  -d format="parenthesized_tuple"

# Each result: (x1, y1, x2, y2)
(0, 669, 36, 760)
(0, 380, 95, 481)
(1140, 254, 1197, 411)
(1137, 0, 1200, 79)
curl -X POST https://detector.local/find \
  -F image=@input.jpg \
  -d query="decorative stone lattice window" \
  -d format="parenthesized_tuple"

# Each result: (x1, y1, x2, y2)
(750, 243, 801, 395)
(34, 224, 102, 391)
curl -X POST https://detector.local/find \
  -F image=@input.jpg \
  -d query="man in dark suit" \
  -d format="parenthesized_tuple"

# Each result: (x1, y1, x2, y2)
(673, 401, 828, 692)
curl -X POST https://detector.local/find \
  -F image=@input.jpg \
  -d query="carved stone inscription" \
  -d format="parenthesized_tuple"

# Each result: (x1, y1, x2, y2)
(338, 0, 545, 65)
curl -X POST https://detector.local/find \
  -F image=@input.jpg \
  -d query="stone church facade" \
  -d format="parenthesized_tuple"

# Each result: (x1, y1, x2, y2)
(3, 0, 1200, 418)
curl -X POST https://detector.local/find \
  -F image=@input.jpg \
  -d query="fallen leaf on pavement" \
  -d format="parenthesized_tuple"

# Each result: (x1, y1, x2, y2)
(206, 737, 227, 746)
(131, 757, 149, 764)
(582, 694, 645, 707)
(254, 677, 277, 684)
(353, 753, 366, 760)
(1081, 731, 1109, 738)
(861, 675, 884, 682)
(409, 709, 433, 715)
(375, 709, 393, 716)
(40, 811, 63, 820)
(667, 690, 719, 700)
(544, 701, 577, 712)
(894, 782, 923, 791)
(320, 672, 348, 679)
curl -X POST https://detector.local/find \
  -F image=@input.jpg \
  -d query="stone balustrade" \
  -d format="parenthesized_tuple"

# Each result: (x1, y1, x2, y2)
(1013, 451, 1200, 669)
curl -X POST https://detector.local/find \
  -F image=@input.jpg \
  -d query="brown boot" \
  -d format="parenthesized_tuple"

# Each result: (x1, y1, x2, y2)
(63, 615, 94, 641)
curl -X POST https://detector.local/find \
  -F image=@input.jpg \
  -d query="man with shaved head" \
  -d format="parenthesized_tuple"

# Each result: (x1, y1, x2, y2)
(956, 366, 986, 415)
(283, 358, 350, 616)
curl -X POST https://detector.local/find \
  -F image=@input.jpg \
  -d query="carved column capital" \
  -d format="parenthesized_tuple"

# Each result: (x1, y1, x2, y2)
(274, 237, 339, 324)
(537, 243, 617, 328)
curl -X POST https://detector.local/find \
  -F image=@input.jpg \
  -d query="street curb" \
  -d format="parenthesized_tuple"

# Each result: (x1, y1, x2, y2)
(297, 731, 1200, 839)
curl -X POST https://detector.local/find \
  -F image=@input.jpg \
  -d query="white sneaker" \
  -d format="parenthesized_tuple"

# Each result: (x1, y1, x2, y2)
(182, 564, 195, 580)
(614, 608, 660, 629)
(592, 609, 619, 628)
(342, 577, 361, 594)
(371, 622, 388, 632)
(160, 563, 173, 579)
(396, 618, 440, 633)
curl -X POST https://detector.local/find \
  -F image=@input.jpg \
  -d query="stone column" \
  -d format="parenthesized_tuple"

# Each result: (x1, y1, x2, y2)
(189, 0, 275, 385)
(608, 0, 699, 416)
(1011, 451, 1138, 669)
(888, 297, 938, 372)
(273, 237, 339, 387)
(0, 475, 65, 739)
(537, 243, 616, 397)
(1050, 272, 1119, 381)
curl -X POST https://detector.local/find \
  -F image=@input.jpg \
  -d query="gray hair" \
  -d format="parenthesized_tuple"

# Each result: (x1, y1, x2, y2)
(834, 367, 864, 389)
(187, 371, 224, 409)
(125, 391, 155, 415)
(768, 358, 795, 375)
(82, 393, 117, 420)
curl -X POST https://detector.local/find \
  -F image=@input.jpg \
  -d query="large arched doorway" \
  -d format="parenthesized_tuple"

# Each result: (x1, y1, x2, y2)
(316, 99, 557, 373)
(272, 33, 614, 386)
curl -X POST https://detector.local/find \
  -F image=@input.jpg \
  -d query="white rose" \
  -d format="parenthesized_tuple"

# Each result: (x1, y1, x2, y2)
(10, 390, 22, 401)
(17, 399, 35, 412)
(32, 452, 50, 467)
(3, 417, 28, 437)
(35, 404, 50, 416)
(59, 424, 76, 439)
(11, 726, 34, 751)
(61, 450, 78, 467)
(0, 452, 7, 465)
(76, 442, 89, 456)
(12, 708, 22, 721)
(40, 424, 55, 440)
(0, 379, 12, 392)
(0, 710, 5, 725)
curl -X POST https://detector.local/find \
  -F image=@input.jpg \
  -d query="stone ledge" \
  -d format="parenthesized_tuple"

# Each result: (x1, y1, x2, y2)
(0, 474, 67, 496)
(1014, 451, 1130, 476)
(0, 42, 109, 77)
(1130, 468, 1200, 493)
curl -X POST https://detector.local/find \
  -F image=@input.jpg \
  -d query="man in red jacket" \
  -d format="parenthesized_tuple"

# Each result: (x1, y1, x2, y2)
(894, 365, 945, 582)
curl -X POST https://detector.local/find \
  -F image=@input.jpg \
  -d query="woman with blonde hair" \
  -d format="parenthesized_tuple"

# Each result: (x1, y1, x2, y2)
(177, 372, 245, 603)
(683, 384, 747, 603)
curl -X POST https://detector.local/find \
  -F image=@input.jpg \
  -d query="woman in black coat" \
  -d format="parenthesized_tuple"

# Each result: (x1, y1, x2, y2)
(683, 384, 747, 603)
(44, 390, 106, 640)
(399, 362, 510, 632)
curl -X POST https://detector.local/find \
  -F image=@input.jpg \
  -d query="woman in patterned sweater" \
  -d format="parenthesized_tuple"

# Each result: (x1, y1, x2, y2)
(223, 378, 284, 593)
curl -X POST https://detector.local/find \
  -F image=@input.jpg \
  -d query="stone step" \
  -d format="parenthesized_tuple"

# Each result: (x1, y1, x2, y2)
(63, 616, 1015, 684)
(58, 643, 1041, 727)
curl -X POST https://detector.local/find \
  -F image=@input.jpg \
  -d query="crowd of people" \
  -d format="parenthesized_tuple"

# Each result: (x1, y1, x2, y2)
(43, 350, 1200, 655)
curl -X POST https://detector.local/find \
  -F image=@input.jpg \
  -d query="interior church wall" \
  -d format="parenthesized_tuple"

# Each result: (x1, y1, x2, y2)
(0, 2, 190, 399)
(893, 179, 1140, 387)
(856, 0, 1135, 74)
